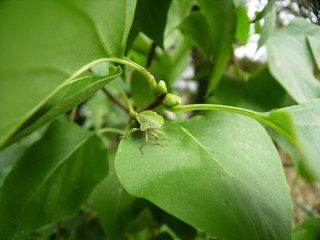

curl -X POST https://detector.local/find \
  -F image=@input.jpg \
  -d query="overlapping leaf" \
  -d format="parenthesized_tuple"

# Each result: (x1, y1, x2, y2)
(0, 0, 136, 147)
(0, 118, 108, 239)
(198, 0, 236, 96)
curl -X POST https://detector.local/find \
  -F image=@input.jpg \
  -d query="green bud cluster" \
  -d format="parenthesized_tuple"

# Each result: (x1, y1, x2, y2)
(163, 93, 182, 107)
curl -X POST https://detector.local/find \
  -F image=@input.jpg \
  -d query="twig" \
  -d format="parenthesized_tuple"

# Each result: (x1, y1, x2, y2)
(230, 53, 242, 78)
(146, 42, 156, 67)
(139, 94, 167, 113)
(102, 87, 128, 112)
(55, 221, 62, 240)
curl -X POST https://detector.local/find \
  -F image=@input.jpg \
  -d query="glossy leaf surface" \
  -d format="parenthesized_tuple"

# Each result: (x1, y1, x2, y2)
(116, 112, 292, 240)
(0, 118, 108, 239)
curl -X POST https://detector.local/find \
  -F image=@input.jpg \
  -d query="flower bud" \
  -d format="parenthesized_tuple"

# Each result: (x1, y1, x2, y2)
(163, 93, 182, 107)
(155, 80, 167, 96)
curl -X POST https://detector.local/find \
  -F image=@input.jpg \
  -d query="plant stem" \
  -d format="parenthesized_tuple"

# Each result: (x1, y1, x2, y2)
(108, 82, 136, 117)
(97, 128, 125, 135)
(67, 57, 157, 92)
(69, 105, 78, 122)
(166, 104, 297, 146)
(146, 42, 156, 67)
(102, 87, 128, 112)
(139, 94, 167, 113)
(55, 221, 62, 240)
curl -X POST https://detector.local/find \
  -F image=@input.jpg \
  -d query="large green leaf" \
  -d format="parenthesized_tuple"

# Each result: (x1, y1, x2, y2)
(131, 0, 171, 48)
(115, 112, 292, 240)
(5, 66, 122, 146)
(264, 99, 320, 181)
(267, 18, 320, 103)
(197, 0, 236, 96)
(0, 0, 135, 147)
(0, 118, 108, 239)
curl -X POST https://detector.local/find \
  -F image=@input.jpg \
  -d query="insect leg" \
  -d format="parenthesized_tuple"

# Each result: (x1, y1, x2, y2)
(155, 130, 170, 142)
(120, 128, 140, 139)
(149, 130, 164, 147)
(139, 132, 149, 154)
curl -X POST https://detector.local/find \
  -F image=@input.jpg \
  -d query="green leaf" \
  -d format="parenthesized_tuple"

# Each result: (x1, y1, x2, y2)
(0, 0, 135, 147)
(197, 0, 236, 96)
(163, 0, 193, 49)
(131, 0, 172, 48)
(0, 118, 108, 239)
(266, 18, 320, 103)
(70, 0, 137, 57)
(92, 157, 145, 240)
(131, 71, 154, 110)
(209, 68, 286, 112)
(257, 4, 276, 49)
(264, 99, 320, 181)
(5, 66, 122, 146)
(235, 5, 250, 45)
(252, 0, 275, 22)
(179, 12, 211, 57)
(115, 112, 292, 240)
(292, 218, 320, 240)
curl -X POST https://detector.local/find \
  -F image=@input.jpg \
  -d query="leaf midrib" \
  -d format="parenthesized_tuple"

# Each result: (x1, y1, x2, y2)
(176, 123, 284, 223)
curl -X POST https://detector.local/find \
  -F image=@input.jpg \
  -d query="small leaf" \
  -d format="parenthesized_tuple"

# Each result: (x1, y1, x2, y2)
(197, 0, 237, 96)
(0, 118, 108, 239)
(264, 99, 320, 181)
(235, 5, 250, 45)
(131, 0, 172, 48)
(267, 18, 320, 103)
(179, 12, 211, 57)
(257, 4, 276, 49)
(252, 0, 275, 23)
(6, 66, 122, 146)
(116, 111, 292, 240)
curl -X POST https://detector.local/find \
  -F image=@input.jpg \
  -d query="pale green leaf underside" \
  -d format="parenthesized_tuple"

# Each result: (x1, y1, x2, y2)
(0, 118, 108, 239)
(265, 99, 320, 181)
(267, 18, 320, 103)
(116, 112, 292, 240)
(5, 66, 122, 146)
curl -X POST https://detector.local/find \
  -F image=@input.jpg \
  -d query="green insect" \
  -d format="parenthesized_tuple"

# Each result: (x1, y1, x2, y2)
(121, 110, 166, 154)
